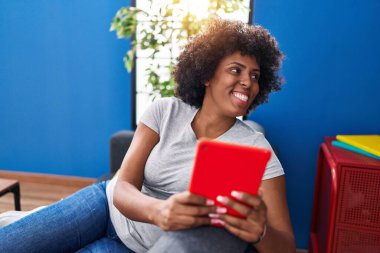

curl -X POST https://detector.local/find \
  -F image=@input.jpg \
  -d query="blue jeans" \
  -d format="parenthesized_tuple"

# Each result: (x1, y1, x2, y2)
(0, 181, 133, 253)
(0, 181, 257, 253)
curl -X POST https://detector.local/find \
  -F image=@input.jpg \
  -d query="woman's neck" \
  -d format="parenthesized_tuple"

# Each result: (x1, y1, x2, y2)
(191, 107, 236, 139)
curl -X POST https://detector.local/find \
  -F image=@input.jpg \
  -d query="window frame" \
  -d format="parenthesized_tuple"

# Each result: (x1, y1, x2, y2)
(131, 0, 254, 129)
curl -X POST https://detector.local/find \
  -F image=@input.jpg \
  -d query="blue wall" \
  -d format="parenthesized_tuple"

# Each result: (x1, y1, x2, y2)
(249, 0, 380, 248)
(0, 0, 132, 178)
(1, 0, 380, 249)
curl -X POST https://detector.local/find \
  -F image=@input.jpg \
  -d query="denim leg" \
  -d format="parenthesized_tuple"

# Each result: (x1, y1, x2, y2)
(76, 213, 135, 253)
(77, 237, 134, 253)
(0, 182, 111, 253)
(147, 226, 257, 253)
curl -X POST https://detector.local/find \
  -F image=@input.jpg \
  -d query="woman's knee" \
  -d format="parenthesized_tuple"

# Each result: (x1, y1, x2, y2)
(148, 226, 249, 253)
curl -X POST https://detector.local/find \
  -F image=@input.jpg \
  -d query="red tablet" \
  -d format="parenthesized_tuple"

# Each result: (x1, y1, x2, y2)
(188, 139, 271, 217)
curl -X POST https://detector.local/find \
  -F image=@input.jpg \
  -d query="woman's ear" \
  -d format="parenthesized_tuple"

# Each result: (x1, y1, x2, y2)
(205, 81, 210, 86)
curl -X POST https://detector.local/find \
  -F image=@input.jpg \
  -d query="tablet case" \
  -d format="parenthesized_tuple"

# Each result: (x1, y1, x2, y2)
(189, 139, 271, 217)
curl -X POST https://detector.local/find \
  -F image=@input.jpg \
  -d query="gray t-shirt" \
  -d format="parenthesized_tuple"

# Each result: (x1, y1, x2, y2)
(106, 97, 284, 253)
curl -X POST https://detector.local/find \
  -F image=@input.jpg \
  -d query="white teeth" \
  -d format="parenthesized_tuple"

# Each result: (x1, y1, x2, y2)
(232, 92, 248, 102)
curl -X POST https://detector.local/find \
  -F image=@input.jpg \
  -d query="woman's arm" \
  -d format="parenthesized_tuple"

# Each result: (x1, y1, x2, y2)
(113, 122, 161, 223)
(113, 123, 216, 229)
(254, 176, 296, 253)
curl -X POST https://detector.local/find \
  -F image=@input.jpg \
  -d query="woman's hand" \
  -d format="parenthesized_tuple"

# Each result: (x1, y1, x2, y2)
(209, 189, 267, 244)
(153, 191, 217, 231)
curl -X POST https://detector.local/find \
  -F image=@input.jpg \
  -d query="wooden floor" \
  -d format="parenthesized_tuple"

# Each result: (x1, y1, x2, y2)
(0, 170, 308, 253)
(0, 170, 96, 212)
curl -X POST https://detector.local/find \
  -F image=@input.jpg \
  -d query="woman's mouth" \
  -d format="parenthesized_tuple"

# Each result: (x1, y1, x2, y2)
(232, 92, 249, 102)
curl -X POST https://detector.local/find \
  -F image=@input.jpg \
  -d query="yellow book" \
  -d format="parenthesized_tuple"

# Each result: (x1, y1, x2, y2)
(336, 135, 380, 157)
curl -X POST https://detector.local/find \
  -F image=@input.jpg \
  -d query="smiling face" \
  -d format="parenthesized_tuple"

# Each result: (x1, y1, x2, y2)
(203, 51, 260, 118)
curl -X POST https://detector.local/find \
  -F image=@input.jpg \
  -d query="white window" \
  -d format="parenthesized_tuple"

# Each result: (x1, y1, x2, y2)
(133, 0, 252, 127)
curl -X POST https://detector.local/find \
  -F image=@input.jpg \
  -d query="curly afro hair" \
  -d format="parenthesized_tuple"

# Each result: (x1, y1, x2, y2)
(174, 18, 284, 112)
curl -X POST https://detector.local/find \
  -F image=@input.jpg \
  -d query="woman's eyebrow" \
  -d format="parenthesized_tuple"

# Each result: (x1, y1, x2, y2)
(228, 62, 246, 68)
(227, 62, 260, 71)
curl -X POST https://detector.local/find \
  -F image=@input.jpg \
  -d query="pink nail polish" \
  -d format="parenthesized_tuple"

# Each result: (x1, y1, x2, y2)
(216, 195, 228, 204)
(211, 219, 225, 226)
(216, 207, 227, 214)
(208, 213, 219, 218)
(231, 191, 242, 199)
(206, 199, 215, 206)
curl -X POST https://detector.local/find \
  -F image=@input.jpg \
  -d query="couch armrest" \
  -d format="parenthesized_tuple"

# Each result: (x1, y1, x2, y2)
(109, 130, 134, 176)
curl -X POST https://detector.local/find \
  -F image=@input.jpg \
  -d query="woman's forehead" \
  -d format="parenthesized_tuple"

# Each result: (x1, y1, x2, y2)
(219, 52, 259, 69)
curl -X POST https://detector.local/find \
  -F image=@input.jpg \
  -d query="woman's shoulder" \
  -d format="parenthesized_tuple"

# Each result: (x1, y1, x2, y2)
(231, 120, 269, 146)
(155, 96, 190, 105)
(235, 120, 263, 136)
(152, 97, 195, 113)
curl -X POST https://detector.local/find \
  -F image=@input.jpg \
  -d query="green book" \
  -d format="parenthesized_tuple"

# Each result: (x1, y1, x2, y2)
(332, 140, 380, 160)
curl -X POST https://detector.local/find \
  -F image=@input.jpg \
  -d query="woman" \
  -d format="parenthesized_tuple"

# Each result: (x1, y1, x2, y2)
(0, 18, 295, 253)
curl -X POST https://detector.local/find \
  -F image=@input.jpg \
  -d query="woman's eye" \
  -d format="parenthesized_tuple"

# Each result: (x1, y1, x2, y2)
(251, 73, 260, 80)
(230, 67, 241, 74)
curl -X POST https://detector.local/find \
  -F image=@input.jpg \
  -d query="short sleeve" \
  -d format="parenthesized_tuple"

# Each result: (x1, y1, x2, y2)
(254, 134, 285, 180)
(139, 98, 169, 135)
(139, 99, 162, 134)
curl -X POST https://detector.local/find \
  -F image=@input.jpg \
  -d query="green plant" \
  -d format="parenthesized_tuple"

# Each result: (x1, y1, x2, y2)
(110, 0, 249, 98)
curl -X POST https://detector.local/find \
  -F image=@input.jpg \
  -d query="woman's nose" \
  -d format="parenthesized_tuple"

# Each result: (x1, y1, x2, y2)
(239, 77, 251, 88)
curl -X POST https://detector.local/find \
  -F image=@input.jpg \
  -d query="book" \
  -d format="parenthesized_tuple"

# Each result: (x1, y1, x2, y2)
(336, 135, 380, 157)
(332, 140, 380, 160)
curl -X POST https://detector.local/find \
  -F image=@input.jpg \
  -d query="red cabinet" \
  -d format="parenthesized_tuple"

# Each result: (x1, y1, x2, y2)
(309, 137, 380, 253)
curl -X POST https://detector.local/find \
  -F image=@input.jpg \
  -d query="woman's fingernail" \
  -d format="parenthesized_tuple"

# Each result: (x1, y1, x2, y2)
(216, 207, 227, 214)
(211, 219, 225, 226)
(231, 191, 242, 199)
(208, 213, 219, 218)
(206, 199, 215, 206)
(216, 195, 228, 204)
